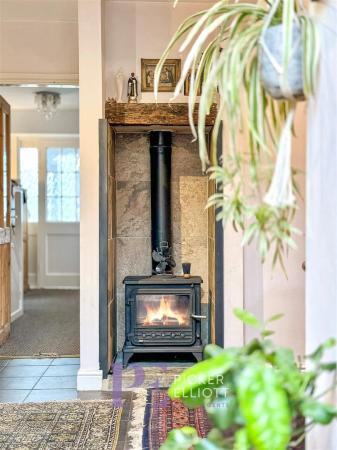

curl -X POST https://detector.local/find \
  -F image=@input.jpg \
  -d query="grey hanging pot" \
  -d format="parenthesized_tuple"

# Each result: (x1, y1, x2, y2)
(259, 22, 305, 100)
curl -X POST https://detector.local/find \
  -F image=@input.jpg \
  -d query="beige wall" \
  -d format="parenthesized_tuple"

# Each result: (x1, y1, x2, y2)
(263, 104, 306, 357)
(0, 0, 78, 84)
(223, 104, 306, 354)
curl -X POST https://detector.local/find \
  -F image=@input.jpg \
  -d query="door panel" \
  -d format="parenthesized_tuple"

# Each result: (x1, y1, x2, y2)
(0, 96, 11, 344)
(0, 243, 10, 345)
(18, 138, 79, 289)
(38, 141, 79, 288)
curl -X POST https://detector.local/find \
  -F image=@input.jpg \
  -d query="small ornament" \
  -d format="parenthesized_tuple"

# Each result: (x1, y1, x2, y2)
(182, 262, 191, 278)
(115, 68, 124, 103)
(152, 241, 175, 275)
(127, 72, 138, 103)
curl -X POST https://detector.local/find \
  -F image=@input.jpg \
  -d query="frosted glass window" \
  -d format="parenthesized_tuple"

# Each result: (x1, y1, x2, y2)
(19, 148, 39, 223)
(46, 148, 80, 222)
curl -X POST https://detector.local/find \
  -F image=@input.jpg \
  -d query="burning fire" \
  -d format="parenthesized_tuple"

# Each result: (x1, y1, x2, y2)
(142, 296, 189, 326)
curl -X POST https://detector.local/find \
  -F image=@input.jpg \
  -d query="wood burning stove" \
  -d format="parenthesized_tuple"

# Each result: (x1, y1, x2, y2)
(122, 130, 206, 367)
(123, 275, 204, 367)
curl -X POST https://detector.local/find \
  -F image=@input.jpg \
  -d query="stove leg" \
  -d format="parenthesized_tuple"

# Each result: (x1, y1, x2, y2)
(192, 352, 203, 363)
(123, 351, 133, 368)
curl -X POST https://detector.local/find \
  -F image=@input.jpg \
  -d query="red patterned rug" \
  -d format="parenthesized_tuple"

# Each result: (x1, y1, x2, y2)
(142, 389, 211, 450)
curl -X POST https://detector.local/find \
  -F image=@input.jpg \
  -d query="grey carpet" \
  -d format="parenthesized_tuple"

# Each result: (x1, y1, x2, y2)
(0, 290, 80, 357)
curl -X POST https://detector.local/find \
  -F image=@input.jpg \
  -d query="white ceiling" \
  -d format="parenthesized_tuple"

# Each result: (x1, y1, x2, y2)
(0, 86, 79, 111)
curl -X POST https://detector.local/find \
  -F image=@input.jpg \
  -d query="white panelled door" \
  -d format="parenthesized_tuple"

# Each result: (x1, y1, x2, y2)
(19, 137, 80, 289)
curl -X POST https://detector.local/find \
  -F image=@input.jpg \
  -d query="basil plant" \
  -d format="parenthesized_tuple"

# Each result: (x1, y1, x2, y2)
(160, 310, 337, 450)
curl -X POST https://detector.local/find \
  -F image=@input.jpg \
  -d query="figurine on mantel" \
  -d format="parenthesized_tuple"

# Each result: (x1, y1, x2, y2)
(127, 72, 138, 103)
(115, 68, 124, 103)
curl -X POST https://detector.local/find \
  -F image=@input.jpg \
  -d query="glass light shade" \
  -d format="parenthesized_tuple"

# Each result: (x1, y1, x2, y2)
(35, 91, 61, 120)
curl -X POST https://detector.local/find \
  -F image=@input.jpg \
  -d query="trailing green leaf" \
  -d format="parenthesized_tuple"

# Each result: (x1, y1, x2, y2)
(300, 399, 337, 425)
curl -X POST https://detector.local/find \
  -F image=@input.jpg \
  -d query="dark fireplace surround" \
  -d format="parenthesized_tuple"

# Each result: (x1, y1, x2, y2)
(123, 131, 204, 367)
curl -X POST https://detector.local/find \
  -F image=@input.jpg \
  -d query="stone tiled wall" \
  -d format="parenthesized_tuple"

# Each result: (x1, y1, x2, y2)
(115, 133, 209, 350)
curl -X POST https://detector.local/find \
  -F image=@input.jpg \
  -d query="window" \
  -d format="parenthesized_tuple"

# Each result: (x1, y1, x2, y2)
(46, 148, 80, 222)
(19, 148, 39, 223)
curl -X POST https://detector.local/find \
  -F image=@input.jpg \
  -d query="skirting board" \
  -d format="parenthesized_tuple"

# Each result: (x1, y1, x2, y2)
(28, 273, 80, 290)
(77, 368, 103, 391)
(11, 308, 23, 322)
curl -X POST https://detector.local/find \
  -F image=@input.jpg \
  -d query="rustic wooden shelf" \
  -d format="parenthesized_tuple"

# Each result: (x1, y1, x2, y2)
(105, 101, 217, 127)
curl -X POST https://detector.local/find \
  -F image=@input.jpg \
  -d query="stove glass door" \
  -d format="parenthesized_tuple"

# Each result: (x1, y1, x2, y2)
(136, 293, 191, 327)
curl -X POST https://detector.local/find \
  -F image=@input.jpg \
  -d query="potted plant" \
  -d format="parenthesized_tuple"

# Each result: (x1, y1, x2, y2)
(160, 310, 337, 450)
(154, 0, 319, 268)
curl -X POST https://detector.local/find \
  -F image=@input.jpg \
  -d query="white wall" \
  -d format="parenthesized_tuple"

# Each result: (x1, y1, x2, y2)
(11, 110, 79, 135)
(306, 2, 337, 448)
(104, 1, 213, 102)
(0, 0, 78, 84)
(77, 0, 105, 391)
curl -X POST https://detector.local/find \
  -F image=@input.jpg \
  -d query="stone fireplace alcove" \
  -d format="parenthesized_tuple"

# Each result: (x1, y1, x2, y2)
(99, 102, 220, 374)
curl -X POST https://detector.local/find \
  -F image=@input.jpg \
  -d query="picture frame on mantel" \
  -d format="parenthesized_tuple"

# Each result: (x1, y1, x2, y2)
(141, 58, 181, 92)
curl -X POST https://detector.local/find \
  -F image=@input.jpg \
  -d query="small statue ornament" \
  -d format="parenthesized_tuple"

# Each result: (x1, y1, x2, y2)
(127, 72, 138, 103)
(115, 68, 124, 103)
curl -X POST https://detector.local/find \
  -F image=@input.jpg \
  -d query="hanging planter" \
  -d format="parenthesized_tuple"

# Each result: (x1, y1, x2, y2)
(154, 0, 319, 267)
(259, 22, 305, 100)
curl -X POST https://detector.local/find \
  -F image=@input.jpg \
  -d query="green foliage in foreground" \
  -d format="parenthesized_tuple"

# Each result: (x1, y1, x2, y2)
(160, 309, 337, 450)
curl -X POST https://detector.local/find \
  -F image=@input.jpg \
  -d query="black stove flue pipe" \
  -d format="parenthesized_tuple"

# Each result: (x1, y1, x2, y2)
(149, 131, 175, 274)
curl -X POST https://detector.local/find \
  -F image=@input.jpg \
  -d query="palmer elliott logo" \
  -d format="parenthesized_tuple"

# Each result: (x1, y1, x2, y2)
(172, 374, 231, 407)
(111, 364, 231, 409)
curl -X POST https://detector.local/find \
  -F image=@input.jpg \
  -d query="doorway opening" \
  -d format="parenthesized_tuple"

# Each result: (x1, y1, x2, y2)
(0, 85, 80, 359)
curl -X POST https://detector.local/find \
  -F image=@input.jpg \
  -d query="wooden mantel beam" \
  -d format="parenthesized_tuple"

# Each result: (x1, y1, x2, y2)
(105, 100, 217, 127)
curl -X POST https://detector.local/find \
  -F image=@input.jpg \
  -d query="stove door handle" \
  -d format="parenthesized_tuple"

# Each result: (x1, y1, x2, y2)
(191, 314, 207, 320)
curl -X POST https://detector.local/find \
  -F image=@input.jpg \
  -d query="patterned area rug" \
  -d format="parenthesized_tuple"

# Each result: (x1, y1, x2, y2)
(142, 389, 211, 450)
(0, 400, 122, 449)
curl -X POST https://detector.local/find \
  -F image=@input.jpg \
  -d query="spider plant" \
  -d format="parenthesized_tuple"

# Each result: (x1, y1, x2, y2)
(154, 0, 319, 268)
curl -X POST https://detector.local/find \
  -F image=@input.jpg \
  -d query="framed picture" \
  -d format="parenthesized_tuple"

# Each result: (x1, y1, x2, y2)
(141, 59, 181, 92)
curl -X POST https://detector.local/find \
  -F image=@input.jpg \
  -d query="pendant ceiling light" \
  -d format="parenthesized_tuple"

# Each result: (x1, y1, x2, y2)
(35, 91, 61, 120)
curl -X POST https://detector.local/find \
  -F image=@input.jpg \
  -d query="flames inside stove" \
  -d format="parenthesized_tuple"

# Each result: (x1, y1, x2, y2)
(136, 294, 190, 327)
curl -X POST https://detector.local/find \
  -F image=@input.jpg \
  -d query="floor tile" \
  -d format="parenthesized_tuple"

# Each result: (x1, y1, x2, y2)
(51, 358, 80, 366)
(0, 365, 48, 378)
(43, 365, 79, 377)
(24, 389, 78, 403)
(0, 377, 40, 390)
(6, 359, 52, 367)
(0, 390, 30, 403)
(34, 376, 77, 390)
